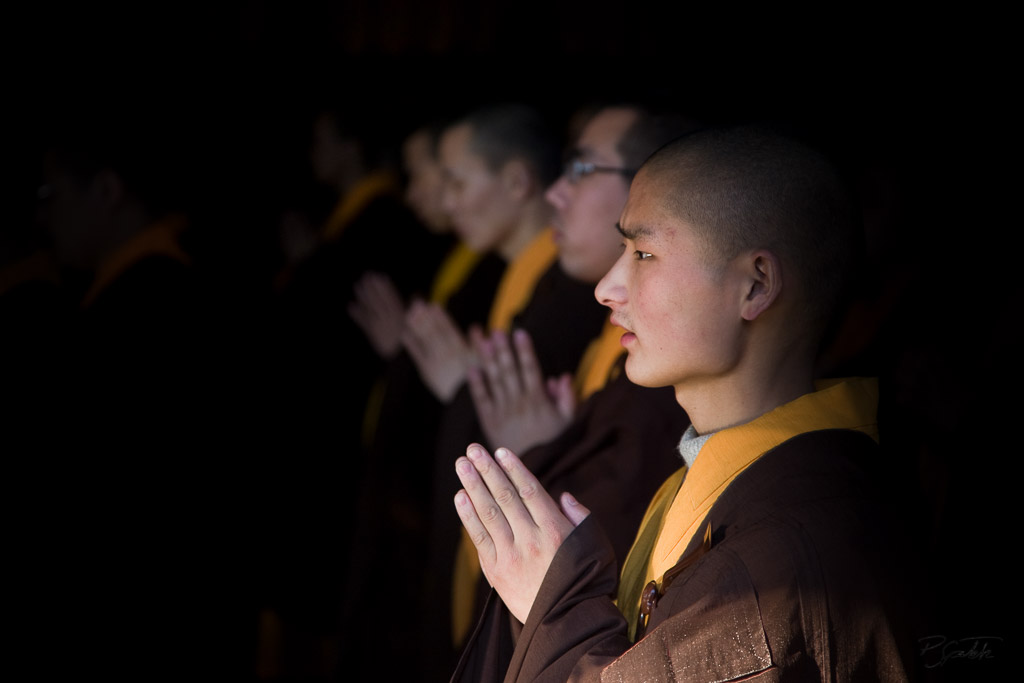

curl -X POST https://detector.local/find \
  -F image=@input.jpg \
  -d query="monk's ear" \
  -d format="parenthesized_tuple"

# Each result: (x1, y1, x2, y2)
(740, 249, 782, 322)
(500, 159, 532, 200)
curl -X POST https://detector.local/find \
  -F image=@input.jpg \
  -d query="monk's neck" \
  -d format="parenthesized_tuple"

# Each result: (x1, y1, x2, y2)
(496, 202, 550, 262)
(677, 350, 816, 436)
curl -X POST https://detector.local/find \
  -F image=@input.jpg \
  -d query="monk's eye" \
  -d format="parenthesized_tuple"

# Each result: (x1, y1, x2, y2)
(635, 250, 652, 260)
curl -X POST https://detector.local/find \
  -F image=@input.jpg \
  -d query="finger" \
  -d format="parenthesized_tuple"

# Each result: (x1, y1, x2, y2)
(467, 443, 538, 533)
(348, 300, 368, 327)
(457, 445, 517, 543)
(467, 365, 496, 421)
(360, 271, 388, 304)
(360, 290, 388, 327)
(464, 323, 486, 369)
(379, 284, 406, 321)
(369, 271, 400, 300)
(358, 291, 385, 328)
(475, 331, 507, 411)
(350, 305, 385, 346)
(409, 301, 438, 335)
(493, 330, 524, 401)
(367, 273, 402, 314)
(365, 290, 402, 332)
(490, 446, 566, 530)
(468, 325, 489, 355)
(454, 486, 496, 568)
(559, 491, 591, 527)
(401, 324, 430, 367)
(405, 299, 428, 333)
(401, 307, 424, 345)
(406, 302, 446, 352)
(428, 304, 465, 347)
(512, 328, 545, 399)
(359, 276, 385, 311)
(549, 373, 577, 419)
(414, 303, 447, 348)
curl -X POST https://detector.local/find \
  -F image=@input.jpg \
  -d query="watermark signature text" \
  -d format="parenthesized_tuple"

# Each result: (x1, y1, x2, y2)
(918, 635, 1002, 668)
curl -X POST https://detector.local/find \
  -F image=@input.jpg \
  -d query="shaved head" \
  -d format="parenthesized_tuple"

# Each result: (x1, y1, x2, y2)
(641, 124, 861, 339)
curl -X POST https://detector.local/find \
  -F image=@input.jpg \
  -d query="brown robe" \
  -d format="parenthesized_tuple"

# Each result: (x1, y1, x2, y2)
(453, 429, 925, 682)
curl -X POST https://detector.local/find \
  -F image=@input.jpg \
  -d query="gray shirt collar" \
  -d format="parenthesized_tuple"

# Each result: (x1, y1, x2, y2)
(677, 424, 713, 468)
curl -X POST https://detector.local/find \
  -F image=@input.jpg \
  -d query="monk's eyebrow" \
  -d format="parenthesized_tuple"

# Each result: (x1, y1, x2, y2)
(616, 222, 654, 241)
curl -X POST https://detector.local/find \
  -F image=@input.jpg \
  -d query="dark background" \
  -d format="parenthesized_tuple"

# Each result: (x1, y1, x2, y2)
(7, 2, 1015, 680)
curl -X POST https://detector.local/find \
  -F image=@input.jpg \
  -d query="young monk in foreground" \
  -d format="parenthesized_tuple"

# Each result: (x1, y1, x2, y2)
(451, 124, 921, 681)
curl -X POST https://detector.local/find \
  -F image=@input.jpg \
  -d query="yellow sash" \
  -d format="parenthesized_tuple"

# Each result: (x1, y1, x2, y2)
(486, 228, 557, 332)
(81, 214, 190, 309)
(619, 377, 880, 639)
(321, 170, 399, 242)
(615, 463, 688, 641)
(430, 241, 482, 308)
(572, 317, 625, 402)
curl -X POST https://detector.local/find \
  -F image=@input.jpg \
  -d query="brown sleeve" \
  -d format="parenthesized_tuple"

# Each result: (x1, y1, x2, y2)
(509, 516, 631, 682)
(450, 515, 629, 683)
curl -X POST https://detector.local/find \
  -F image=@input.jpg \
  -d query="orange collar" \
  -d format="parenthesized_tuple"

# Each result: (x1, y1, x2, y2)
(651, 377, 879, 579)
(321, 170, 399, 242)
(573, 316, 625, 401)
(81, 215, 190, 309)
(430, 241, 483, 308)
(486, 227, 557, 332)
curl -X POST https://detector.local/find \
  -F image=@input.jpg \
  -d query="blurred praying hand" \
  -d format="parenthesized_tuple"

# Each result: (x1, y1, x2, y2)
(467, 327, 575, 454)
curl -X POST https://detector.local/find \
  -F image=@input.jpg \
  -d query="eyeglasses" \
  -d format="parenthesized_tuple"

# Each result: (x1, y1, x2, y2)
(563, 158, 636, 185)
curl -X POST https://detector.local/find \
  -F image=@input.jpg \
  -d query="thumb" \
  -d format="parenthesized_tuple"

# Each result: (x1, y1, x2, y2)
(559, 491, 591, 527)
(550, 373, 576, 419)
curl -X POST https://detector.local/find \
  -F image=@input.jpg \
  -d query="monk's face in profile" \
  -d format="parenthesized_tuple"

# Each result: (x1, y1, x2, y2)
(545, 107, 637, 284)
(595, 167, 747, 396)
(402, 128, 450, 234)
(438, 122, 522, 254)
